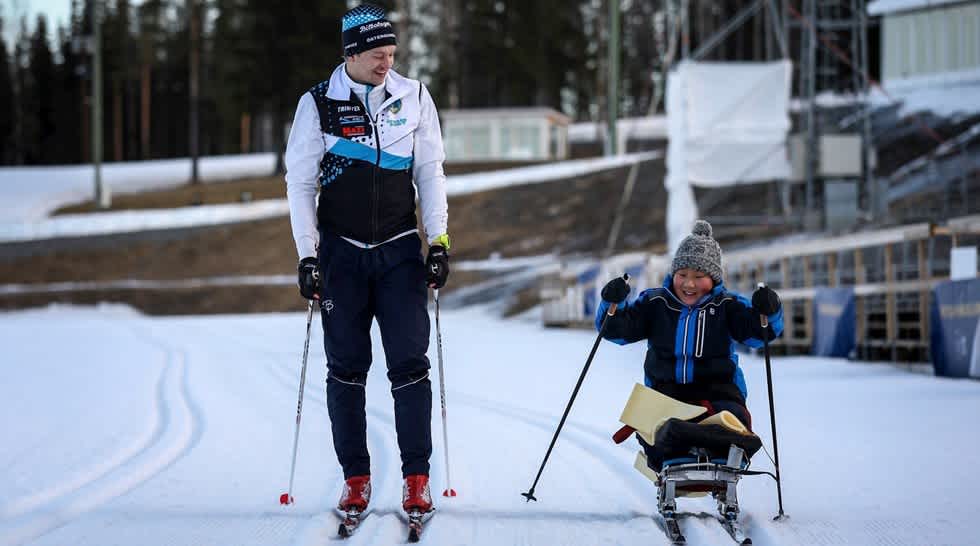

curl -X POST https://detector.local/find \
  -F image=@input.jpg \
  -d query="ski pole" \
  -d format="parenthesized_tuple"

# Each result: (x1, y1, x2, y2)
(758, 282, 787, 520)
(433, 289, 457, 497)
(522, 273, 629, 502)
(280, 299, 315, 506)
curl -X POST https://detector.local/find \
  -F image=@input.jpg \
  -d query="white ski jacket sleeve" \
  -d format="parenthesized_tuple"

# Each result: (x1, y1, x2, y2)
(413, 84, 448, 245)
(284, 93, 323, 260)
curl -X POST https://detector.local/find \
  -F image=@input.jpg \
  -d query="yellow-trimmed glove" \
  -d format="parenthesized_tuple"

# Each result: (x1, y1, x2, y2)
(431, 233, 451, 251)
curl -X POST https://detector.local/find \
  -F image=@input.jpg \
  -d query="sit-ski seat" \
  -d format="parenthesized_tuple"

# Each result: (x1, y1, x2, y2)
(646, 444, 754, 544)
(617, 385, 758, 543)
(655, 444, 748, 523)
(635, 444, 750, 497)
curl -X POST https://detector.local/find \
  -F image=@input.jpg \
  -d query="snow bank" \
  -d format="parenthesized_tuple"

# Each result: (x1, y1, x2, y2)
(0, 153, 277, 223)
(0, 152, 660, 242)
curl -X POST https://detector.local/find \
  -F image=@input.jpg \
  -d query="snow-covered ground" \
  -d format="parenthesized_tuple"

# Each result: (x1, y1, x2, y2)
(0, 151, 659, 243)
(2, 303, 978, 546)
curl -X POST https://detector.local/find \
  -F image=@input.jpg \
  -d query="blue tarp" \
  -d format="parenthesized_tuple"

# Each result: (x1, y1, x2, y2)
(931, 278, 980, 378)
(811, 287, 856, 358)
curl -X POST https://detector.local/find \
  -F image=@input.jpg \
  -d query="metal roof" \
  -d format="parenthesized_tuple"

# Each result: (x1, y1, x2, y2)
(868, 0, 973, 16)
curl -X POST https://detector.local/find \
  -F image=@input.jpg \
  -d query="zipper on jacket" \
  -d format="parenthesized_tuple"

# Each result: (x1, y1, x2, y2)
(371, 115, 380, 243)
(365, 84, 381, 243)
(681, 309, 692, 383)
(695, 309, 706, 358)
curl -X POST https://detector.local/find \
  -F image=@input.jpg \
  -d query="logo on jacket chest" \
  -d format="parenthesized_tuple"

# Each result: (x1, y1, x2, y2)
(342, 125, 368, 138)
(385, 99, 406, 126)
(326, 100, 373, 140)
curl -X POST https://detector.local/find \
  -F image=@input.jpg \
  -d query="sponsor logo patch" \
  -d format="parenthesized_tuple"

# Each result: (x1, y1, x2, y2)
(340, 115, 366, 125)
(366, 33, 396, 43)
(359, 21, 392, 33)
(342, 125, 367, 138)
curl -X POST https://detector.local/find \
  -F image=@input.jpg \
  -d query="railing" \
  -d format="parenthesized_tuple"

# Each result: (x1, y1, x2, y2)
(542, 214, 980, 362)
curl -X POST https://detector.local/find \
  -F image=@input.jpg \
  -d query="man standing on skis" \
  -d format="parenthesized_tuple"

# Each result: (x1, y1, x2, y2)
(284, 2, 450, 521)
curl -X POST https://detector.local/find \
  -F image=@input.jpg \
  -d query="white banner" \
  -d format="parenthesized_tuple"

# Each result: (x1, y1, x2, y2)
(668, 60, 792, 187)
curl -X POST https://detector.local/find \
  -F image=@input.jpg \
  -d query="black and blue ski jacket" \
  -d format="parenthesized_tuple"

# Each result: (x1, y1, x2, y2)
(595, 275, 784, 404)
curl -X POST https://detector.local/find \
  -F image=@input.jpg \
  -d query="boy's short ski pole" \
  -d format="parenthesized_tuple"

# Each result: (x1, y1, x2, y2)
(433, 289, 457, 497)
(759, 282, 787, 520)
(522, 274, 628, 502)
(280, 299, 315, 506)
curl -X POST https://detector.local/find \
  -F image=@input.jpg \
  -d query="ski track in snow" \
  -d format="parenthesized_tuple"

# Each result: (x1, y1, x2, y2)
(262, 343, 404, 546)
(0, 325, 203, 546)
(453, 392, 656, 506)
(264, 322, 669, 544)
(3, 308, 979, 545)
(227, 317, 414, 546)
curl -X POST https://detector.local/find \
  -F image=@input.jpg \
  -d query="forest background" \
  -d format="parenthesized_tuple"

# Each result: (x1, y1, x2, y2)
(0, 0, 680, 168)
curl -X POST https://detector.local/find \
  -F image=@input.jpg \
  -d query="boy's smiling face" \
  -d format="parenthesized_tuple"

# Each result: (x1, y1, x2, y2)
(672, 268, 714, 306)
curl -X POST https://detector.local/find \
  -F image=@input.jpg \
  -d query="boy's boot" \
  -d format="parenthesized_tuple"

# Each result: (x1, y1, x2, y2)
(402, 474, 433, 513)
(338, 474, 371, 512)
(655, 418, 762, 459)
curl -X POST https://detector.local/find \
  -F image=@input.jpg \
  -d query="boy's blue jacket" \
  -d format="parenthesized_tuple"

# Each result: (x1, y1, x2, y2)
(595, 275, 784, 404)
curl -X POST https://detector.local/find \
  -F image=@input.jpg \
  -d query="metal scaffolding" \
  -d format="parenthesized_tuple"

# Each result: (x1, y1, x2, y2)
(791, 0, 875, 229)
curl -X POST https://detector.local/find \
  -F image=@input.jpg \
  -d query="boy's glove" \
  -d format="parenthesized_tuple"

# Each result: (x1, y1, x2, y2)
(752, 285, 781, 315)
(426, 245, 450, 289)
(601, 277, 630, 303)
(297, 257, 320, 300)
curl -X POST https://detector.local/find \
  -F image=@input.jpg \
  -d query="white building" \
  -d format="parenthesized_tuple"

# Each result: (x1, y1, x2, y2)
(441, 108, 570, 163)
(869, 0, 980, 114)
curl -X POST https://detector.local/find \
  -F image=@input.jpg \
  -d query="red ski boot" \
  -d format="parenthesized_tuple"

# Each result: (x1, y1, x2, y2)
(402, 474, 433, 513)
(403, 474, 434, 542)
(337, 474, 371, 512)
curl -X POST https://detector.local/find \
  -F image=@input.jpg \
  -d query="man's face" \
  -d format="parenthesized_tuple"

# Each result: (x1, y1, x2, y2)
(346, 45, 396, 86)
(672, 268, 714, 306)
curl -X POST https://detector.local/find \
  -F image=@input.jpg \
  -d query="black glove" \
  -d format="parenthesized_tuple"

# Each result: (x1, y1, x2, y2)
(426, 245, 450, 289)
(601, 277, 630, 303)
(297, 257, 320, 300)
(752, 285, 781, 315)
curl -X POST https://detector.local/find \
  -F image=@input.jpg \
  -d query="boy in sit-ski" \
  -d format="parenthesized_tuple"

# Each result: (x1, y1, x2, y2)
(596, 220, 783, 470)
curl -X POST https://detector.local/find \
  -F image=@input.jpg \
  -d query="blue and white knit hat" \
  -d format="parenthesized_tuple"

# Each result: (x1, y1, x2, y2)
(342, 4, 397, 57)
(670, 219, 724, 283)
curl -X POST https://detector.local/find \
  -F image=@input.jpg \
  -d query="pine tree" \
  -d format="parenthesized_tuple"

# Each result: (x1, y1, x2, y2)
(621, 2, 658, 117)
(14, 17, 34, 164)
(0, 15, 15, 164)
(53, 19, 82, 164)
(26, 15, 56, 164)
(136, 0, 167, 159)
(210, 0, 253, 154)
(102, 0, 137, 161)
(420, 0, 593, 117)
(212, 0, 346, 171)
(152, 0, 190, 159)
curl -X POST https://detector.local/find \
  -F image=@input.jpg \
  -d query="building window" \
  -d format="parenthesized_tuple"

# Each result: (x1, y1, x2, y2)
(445, 124, 492, 161)
(500, 123, 541, 159)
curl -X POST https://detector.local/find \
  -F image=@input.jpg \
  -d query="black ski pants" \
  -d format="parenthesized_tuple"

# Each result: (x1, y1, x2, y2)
(318, 231, 432, 479)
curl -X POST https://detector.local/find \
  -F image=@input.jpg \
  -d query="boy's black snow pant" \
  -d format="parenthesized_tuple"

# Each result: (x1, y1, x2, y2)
(318, 231, 432, 479)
